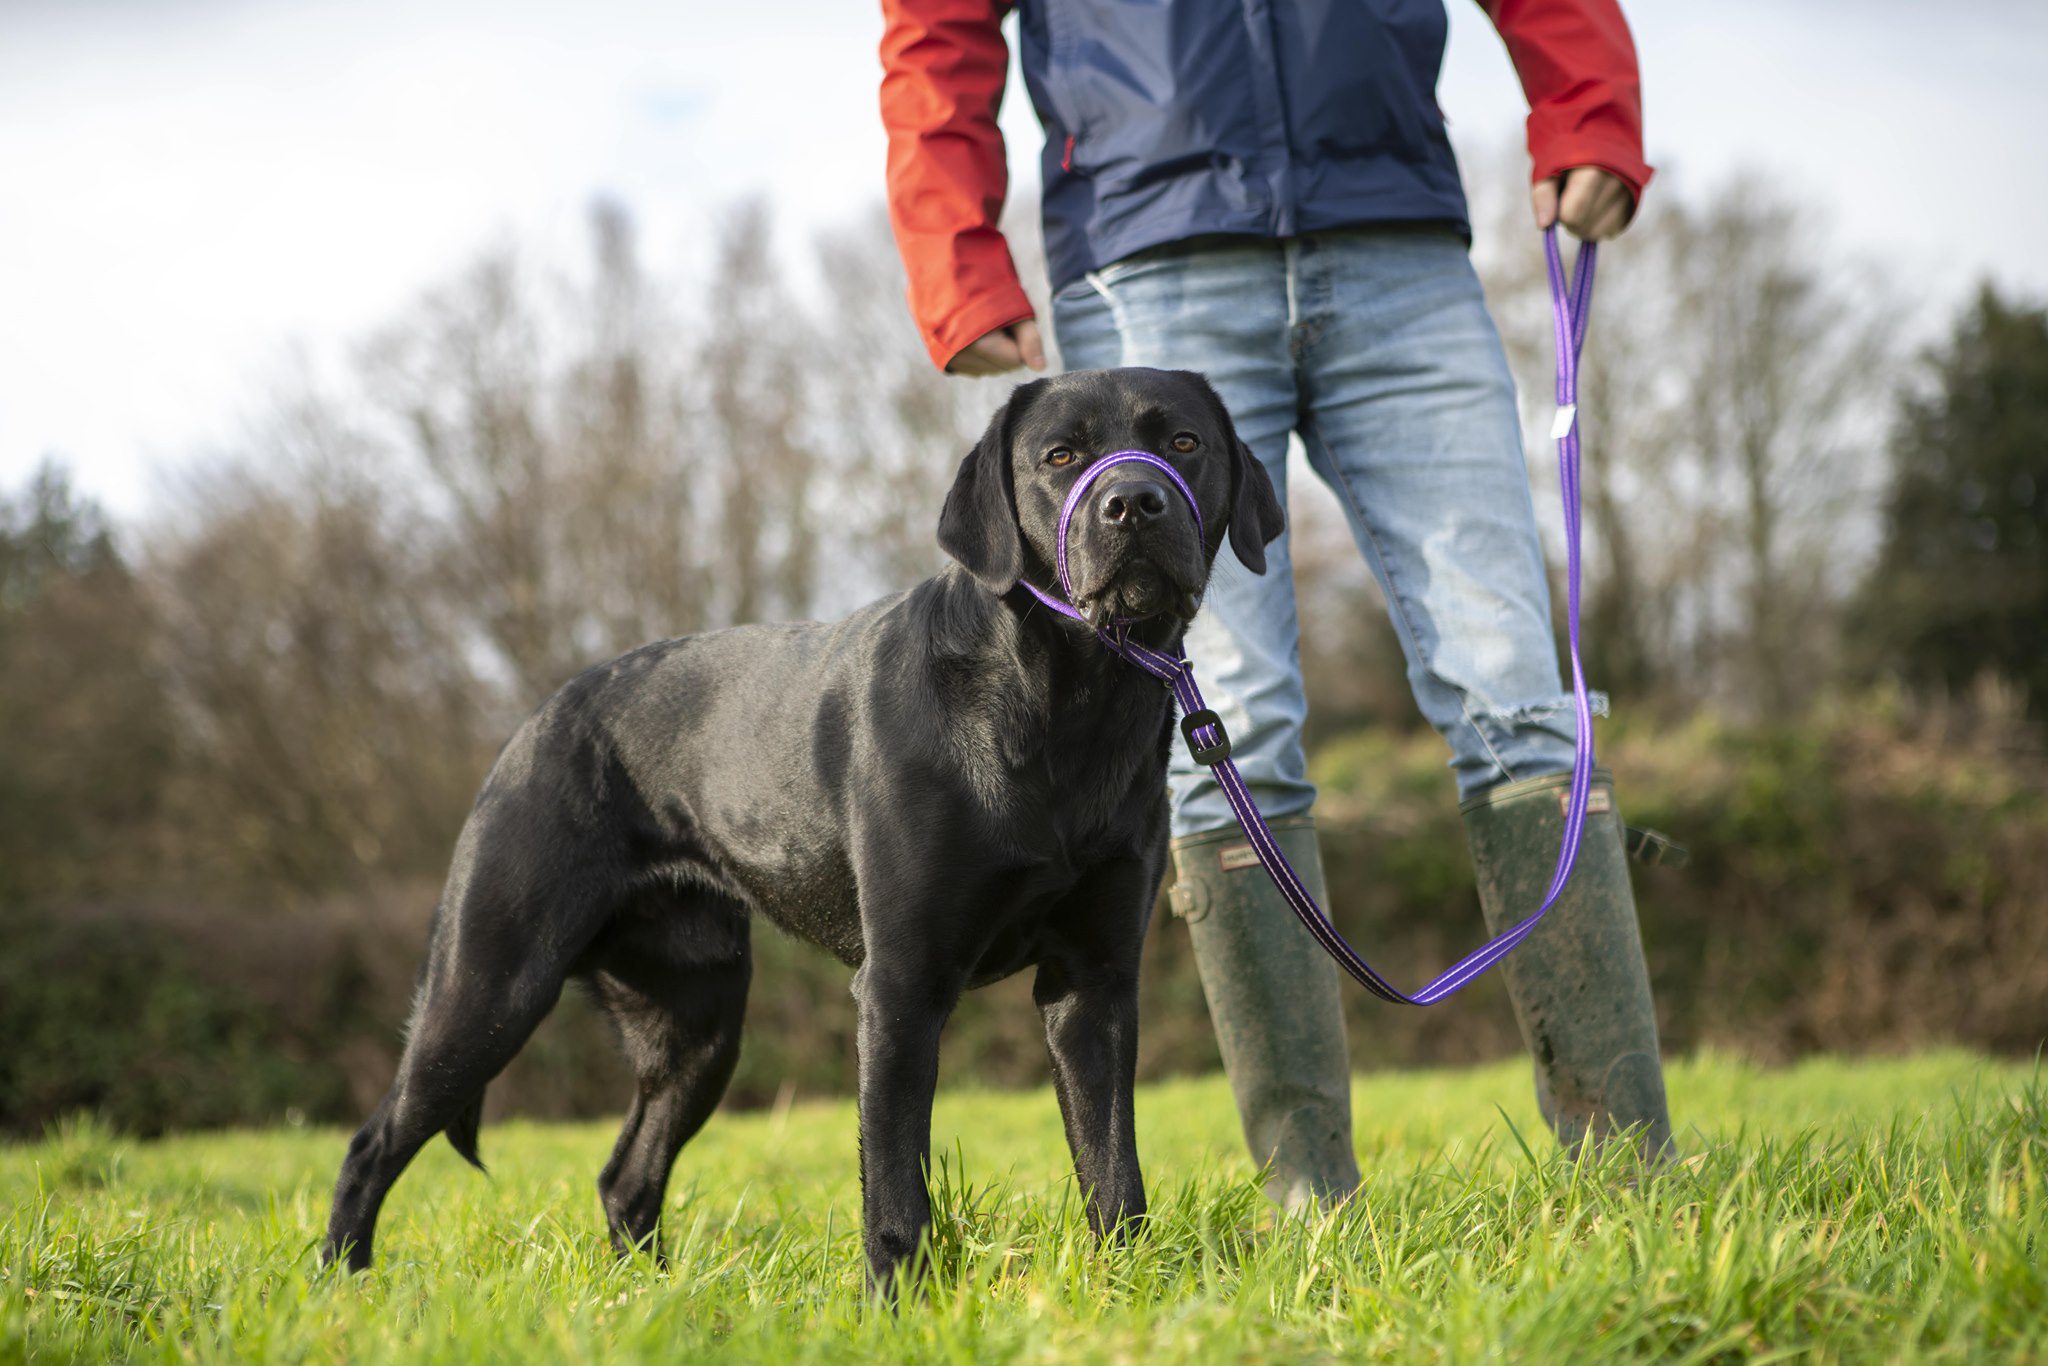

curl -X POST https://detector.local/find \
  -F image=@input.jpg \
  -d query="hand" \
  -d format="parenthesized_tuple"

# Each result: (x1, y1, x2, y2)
(1531, 167, 1635, 242)
(947, 318, 1047, 376)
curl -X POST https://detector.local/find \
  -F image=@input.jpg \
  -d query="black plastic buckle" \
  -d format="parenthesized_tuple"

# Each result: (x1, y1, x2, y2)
(1180, 709, 1232, 766)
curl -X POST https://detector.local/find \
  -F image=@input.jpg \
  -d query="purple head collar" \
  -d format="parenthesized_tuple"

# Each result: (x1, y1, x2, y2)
(1022, 449, 1203, 621)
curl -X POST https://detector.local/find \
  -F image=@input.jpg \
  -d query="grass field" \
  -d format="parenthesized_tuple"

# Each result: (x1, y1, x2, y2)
(4, 1051, 2044, 1362)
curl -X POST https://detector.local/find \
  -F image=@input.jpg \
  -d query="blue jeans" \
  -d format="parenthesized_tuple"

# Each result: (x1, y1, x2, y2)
(1052, 228, 1590, 836)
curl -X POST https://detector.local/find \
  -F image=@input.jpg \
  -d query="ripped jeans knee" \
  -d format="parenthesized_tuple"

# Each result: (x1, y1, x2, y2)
(1454, 691, 1610, 799)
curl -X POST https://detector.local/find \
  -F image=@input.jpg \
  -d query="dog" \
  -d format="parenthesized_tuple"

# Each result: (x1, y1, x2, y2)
(320, 366, 1285, 1289)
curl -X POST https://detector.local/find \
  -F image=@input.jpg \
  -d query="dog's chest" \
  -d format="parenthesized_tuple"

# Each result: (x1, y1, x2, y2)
(965, 915, 1048, 988)
(960, 823, 1156, 987)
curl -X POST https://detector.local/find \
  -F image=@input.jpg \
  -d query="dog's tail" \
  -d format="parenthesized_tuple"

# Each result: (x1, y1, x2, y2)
(445, 1092, 488, 1173)
(405, 897, 492, 1174)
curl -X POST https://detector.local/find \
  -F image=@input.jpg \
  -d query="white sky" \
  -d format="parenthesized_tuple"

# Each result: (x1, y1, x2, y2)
(3, 0, 2044, 517)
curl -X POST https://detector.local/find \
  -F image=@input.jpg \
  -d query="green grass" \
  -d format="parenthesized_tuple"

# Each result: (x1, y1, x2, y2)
(4, 1052, 2044, 1362)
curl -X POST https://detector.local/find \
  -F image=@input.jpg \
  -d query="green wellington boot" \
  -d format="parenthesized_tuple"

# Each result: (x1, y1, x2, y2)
(1461, 769, 1673, 1160)
(1169, 815, 1361, 1209)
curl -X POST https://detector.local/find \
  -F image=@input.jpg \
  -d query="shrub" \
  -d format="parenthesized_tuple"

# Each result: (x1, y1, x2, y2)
(3, 690, 2042, 1137)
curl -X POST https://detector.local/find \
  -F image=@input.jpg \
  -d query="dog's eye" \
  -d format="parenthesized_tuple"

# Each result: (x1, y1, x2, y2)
(1171, 432, 1200, 453)
(1046, 448, 1077, 468)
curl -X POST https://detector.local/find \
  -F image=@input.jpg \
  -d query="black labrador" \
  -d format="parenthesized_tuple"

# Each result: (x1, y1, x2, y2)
(320, 366, 1284, 1289)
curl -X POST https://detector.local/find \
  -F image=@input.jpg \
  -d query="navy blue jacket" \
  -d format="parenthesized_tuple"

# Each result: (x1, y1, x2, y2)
(1018, 0, 1467, 294)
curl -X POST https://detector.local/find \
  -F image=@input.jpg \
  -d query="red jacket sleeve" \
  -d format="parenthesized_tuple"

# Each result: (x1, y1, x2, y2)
(1479, 0, 1653, 205)
(880, 0, 1033, 371)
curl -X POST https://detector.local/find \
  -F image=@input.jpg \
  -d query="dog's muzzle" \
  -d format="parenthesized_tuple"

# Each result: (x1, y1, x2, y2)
(1047, 450, 1203, 624)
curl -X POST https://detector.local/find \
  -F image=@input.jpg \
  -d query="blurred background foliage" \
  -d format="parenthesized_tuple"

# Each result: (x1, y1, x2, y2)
(3, 168, 2044, 1136)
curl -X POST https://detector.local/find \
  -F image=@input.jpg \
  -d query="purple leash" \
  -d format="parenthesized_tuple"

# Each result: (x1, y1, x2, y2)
(1021, 227, 1599, 1004)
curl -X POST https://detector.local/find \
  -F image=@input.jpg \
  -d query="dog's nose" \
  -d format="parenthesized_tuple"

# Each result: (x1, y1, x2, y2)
(1099, 478, 1170, 528)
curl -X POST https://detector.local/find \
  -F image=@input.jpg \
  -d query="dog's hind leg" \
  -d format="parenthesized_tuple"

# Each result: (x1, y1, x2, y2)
(585, 887, 751, 1260)
(322, 860, 612, 1271)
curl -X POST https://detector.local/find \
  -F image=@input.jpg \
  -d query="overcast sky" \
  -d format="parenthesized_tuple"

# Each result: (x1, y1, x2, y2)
(3, 0, 2044, 517)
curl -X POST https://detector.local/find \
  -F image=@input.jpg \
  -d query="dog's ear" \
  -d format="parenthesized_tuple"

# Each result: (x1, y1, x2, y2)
(1227, 437, 1285, 574)
(1187, 375, 1285, 574)
(1220, 440, 1286, 573)
(937, 382, 1039, 592)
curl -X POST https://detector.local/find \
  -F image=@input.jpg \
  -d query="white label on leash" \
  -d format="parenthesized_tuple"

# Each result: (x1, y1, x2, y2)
(1550, 404, 1578, 440)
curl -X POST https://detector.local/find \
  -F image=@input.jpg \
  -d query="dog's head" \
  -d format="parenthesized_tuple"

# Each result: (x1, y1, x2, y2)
(938, 367, 1284, 626)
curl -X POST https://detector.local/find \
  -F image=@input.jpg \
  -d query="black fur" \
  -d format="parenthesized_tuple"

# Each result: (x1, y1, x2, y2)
(319, 367, 1282, 1291)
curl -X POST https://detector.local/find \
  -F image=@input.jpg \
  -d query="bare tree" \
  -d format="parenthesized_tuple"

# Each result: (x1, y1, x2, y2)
(694, 200, 825, 624)
(554, 198, 712, 651)
(1674, 184, 1894, 716)
(150, 393, 488, 889)
(361, 245, 586, 698)
(809, 206, 1012, 605)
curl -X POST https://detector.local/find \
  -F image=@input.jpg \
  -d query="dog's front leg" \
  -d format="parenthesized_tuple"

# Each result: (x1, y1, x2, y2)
(852, 959, 962, 1297)
(1034, 951, 1147, 1240)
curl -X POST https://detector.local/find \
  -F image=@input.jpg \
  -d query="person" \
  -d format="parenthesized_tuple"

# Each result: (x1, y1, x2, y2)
(879, 0, 1671, 1207)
